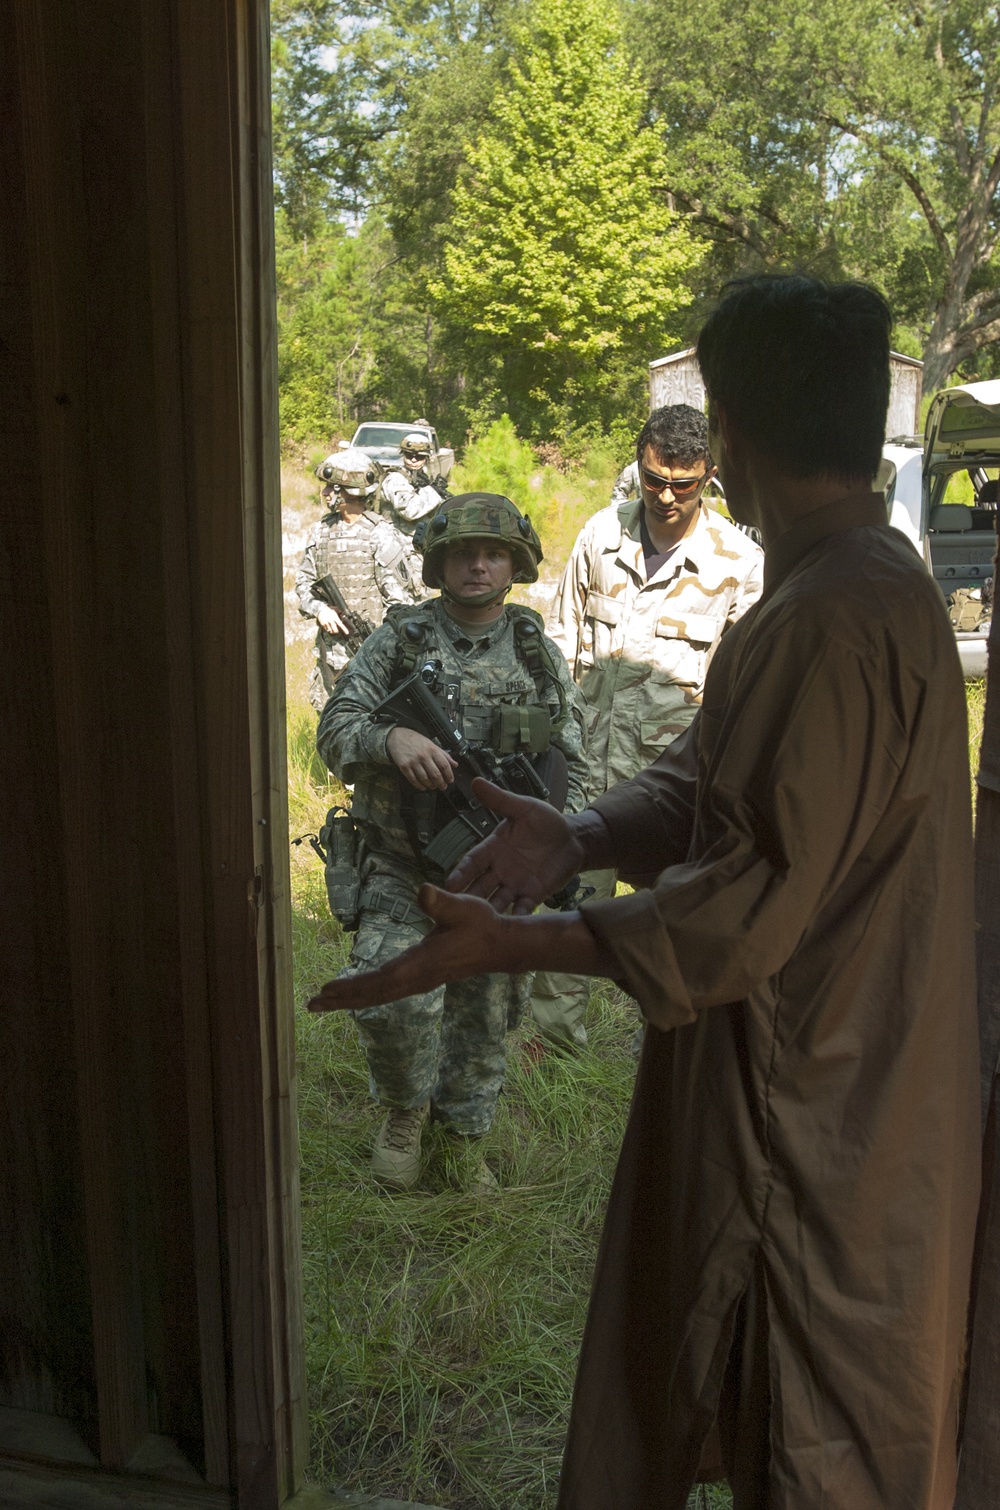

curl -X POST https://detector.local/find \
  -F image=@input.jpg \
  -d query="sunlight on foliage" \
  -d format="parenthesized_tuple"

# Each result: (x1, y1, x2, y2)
(432, 0, 698, 438)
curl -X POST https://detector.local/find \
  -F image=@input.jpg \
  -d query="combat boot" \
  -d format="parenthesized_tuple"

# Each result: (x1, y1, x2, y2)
(371, 1102, 429, 1192)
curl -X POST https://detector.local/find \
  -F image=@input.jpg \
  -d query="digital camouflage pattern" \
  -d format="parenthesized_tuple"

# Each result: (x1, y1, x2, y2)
(417, 493, 542, 588)
(317, 597, 588, 858)
(609, 459, 640, 505)
(339, 849, 519, 1134)
(317, 595, 588, 1130)
(547, 498, 763, 800)
(379, 466, 443, 534)
(296, 509, 423, 710)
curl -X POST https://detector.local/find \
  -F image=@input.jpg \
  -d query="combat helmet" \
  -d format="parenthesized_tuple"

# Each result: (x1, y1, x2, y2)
(314, 447, 379, 496)
(415, 492, 543, 593)
(400, 431, 432, 460)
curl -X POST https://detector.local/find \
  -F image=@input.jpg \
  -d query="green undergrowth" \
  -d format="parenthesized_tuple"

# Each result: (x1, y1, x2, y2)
(968, 676, 986, 766)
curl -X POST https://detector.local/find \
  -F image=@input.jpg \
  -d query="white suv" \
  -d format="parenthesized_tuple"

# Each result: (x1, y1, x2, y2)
(883, 383, 998, 678)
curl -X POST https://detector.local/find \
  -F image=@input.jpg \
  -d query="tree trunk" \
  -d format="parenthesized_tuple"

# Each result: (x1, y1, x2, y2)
(921, 200, 984, 394)
(955, 522, 1000, 1506)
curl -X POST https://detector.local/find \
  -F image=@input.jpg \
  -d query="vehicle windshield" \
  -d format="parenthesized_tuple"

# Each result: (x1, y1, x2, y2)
(353, 424, 427, 448)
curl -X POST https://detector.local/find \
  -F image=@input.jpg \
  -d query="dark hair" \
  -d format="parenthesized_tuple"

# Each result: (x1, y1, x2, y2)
(636, 404, 710, 469)
(696, 275, 892, 481)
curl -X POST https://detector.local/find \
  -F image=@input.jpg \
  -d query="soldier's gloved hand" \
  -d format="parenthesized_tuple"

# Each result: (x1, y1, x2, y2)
(412, 468, 432, 488)
(387, 727, 458, 791)
(446, 780, 587, 915)
(316, 604, 351, 636)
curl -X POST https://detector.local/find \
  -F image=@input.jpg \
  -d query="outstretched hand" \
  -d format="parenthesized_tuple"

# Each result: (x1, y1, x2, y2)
(446, 780, 584, 914)
(307, 886, 514, 1013)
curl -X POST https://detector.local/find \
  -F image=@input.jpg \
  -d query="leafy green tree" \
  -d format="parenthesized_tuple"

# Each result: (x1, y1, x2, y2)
(431, 0, 700, 439)
(271, 0, 513, 233)
(275, 210, 442, 442)
(272, 0, 521, 443)
(816, 0, 1000, 389)
(631, 0, 1000, 389)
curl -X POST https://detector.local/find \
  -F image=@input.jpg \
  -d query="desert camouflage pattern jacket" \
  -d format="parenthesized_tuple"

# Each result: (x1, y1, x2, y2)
(547, 498, 763, 798)
(317, 597, 588, 862)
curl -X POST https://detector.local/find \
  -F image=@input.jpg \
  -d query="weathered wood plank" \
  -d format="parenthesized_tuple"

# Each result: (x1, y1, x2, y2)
(0, 6, 97, 1436)
(0, 1463, 232, 1510)
(4, 1, 306, 1504)
(11, 1, 151, 1467)
(171, 0, 304, 1502)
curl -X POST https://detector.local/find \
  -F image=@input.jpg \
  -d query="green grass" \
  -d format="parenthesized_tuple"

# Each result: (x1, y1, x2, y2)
(291, 715, 640, 1505)
(290, 628, 988, 1509)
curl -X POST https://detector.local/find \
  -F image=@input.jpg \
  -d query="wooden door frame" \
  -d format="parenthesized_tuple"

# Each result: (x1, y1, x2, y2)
(3, 3, 307, 1506)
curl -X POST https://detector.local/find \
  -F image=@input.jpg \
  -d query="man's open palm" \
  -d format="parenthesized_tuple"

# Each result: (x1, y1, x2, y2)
(307, 887, 514, 1012)
(446, 780, 584, 914)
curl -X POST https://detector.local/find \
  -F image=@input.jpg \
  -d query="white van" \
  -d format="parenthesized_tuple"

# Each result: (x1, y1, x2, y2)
(882, 382, 998, 678)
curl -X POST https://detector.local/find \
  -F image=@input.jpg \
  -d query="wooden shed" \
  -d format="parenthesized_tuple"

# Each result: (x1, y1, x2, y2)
(649, 346, 924, 437)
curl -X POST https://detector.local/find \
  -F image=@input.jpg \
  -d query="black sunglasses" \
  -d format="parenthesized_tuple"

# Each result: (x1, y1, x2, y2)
(640, 467, 710, 497)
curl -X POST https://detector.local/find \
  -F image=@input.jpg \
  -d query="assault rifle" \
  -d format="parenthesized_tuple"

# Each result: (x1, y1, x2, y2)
(314, 573, 376, 657)
(411, 469, 451, 498)
(371, 659, 588, 909)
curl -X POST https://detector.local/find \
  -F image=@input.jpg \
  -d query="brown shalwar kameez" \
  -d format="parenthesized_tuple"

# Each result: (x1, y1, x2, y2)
(560, 496, 980, 1510)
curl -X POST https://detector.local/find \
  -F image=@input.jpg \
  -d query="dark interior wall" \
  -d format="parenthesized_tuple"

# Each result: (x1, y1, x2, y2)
(1, 4, 303, 1506)
(0, 47, 95, 1429)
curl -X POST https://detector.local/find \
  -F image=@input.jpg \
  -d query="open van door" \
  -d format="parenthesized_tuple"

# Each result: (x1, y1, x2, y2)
(922, 382, 1000, 677)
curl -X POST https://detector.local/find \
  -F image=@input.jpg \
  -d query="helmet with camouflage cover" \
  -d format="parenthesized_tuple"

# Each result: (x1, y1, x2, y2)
(314, 447, 379, 496)
(415, 492, 543, 592)
(400, 431, 432, 460)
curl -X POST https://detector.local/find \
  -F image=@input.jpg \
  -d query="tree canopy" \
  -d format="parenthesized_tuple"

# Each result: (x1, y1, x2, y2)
(431, 0, 698, 438)
(633, 0, 1000, 386)
(272, 0, 1000, 448)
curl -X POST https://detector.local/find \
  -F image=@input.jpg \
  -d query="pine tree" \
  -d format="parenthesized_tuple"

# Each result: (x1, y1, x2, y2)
(432, 0, 699, 438)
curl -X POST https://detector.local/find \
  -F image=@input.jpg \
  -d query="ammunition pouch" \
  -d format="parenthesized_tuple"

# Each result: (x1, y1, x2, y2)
(948, 586, 990, 632)
(317, 806, 362, 930)
(492, 703, 551, 755)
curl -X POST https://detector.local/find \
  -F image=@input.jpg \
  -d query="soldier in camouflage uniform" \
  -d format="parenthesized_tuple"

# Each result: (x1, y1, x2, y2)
(529, 404, 764, 1050)
(378, 431, 448, 541)
(317, 493, 587, 1191)
(296, 447, 423, 713)
(609, 458, 640, 505)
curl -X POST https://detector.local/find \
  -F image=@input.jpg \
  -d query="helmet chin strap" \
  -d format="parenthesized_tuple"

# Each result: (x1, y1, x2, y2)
(438, 581, 512, 610)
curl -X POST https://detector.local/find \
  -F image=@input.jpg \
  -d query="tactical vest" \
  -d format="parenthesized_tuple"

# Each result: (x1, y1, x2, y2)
(381, 602, 571, 869)
(313, 512, 387, 627)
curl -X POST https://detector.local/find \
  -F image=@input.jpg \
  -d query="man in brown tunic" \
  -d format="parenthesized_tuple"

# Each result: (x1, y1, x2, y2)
(309, 275, 981, 1509)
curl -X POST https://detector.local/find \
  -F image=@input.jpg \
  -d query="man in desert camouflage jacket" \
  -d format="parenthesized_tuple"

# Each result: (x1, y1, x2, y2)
(297, 447, 424, 712)
(317, 493, 587, 1191)
(529, 404, 763, 1050)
